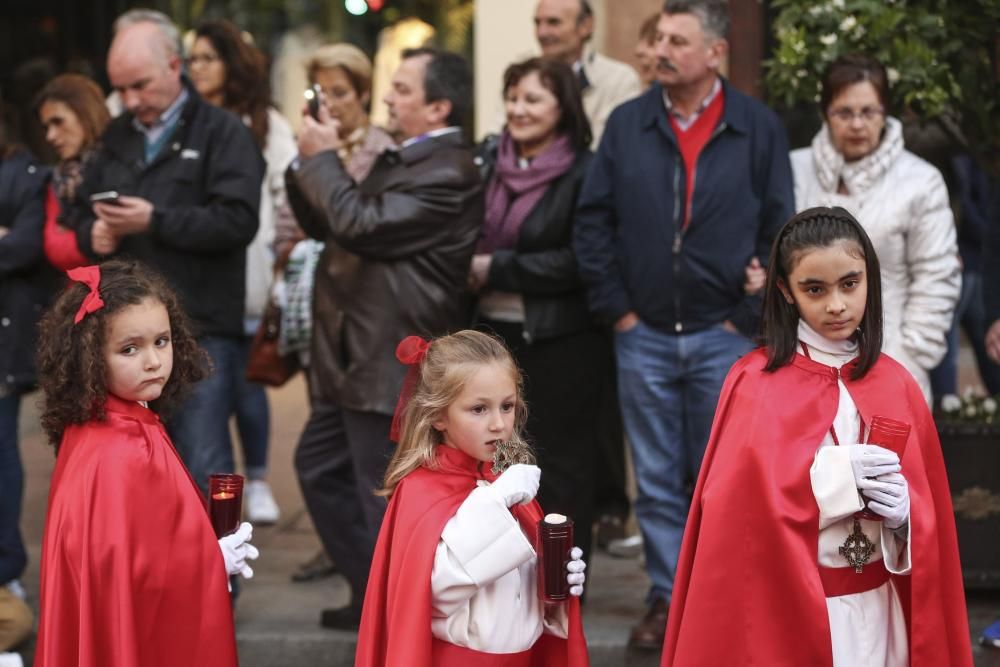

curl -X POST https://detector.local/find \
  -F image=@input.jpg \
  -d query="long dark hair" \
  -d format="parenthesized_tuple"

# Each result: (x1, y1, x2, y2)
(194, 19, 270, 149)
(36, 260, 209, 447)
(761, 206, 883, 380)
(503, 57, 592, 152)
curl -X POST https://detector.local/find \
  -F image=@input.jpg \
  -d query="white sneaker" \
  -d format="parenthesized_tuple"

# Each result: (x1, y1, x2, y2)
(245, 479, 280, 524)
(0, 653, 24, 667)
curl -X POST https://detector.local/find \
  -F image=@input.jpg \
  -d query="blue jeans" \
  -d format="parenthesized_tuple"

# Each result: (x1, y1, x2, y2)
(615, 321, 753, 604)
(168, 336, 245, 493)
(0, 394, 26, 585)
(930, 271, 1000, 398)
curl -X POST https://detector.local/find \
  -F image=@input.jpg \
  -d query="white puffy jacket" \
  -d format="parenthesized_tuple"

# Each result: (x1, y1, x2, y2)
(791, 117, 961, 401)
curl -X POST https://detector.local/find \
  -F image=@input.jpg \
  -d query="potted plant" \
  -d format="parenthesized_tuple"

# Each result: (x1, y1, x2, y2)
(936, 391, 1000, 589)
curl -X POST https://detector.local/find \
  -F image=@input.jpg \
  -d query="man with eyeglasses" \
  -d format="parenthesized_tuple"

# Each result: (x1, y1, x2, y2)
(72, 9, 265, 493)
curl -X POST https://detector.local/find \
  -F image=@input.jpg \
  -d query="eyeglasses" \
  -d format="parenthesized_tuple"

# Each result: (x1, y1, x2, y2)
(185, 53, 220, 67)
(827, 106, 885, 123)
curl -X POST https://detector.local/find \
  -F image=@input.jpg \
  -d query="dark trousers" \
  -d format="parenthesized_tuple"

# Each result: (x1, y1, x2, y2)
(592, 330, 630, 521)
(294, 399, 393, 611)
(0, 394, 26, 585)
(479, 320, 604, 564)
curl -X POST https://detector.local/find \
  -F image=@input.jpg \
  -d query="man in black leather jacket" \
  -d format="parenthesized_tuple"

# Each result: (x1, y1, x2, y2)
(72, 10, 264, 492)
(286, 47, 483, 629)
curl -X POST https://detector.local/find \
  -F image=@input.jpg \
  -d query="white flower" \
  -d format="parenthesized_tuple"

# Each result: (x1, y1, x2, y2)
(984, 398, 997, 414)
(832, 0, 845, 7)
(963, 385, 977, 399)
(941, 394, 962, 413)
(796, 68, 808, 79)
(820, 33, 838, 46)
(887, 67, 901, 85)
(853, 25, 866, 39)
(840, 16, 857, 31)
(809, 5, 824, 16)
(965, 405, 978, 418)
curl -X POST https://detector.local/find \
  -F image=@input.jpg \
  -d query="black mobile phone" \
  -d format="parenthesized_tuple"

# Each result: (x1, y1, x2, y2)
(89, 190, 121, 204)
(304, 84, 322, 120)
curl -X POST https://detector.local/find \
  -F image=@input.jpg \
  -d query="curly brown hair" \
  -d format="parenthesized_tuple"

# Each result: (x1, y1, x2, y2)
(36, 259, 210, 447)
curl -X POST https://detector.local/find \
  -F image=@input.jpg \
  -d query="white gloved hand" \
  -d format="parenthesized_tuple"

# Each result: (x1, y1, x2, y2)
(846, 444, 900, 489)
(219, 522, 260, 580)
(861, 471, 910, 530)
(489, 464, 541, 507)
(566, 546, 586, 597)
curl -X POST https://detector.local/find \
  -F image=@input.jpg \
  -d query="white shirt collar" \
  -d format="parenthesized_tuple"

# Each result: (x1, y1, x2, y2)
(797, 318, 858, 362)
(399, 126, 461, 149)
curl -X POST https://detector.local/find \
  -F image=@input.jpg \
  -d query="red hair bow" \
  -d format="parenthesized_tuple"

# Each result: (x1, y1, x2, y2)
(67, 265, 105, 324)
(389, 336, 431, 442)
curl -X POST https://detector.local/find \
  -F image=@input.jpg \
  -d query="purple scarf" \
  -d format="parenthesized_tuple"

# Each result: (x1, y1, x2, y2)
(477, 131, 576, 253)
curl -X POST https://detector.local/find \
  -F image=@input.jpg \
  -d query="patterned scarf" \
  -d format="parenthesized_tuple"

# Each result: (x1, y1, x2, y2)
(477, 131, 576, 253)
(52, 148, 96, 209)
(811, 116, 904, 195)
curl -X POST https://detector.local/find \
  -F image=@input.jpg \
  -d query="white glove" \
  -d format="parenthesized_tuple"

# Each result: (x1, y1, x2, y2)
(846, 444, 900, 489)
(861, 471, 910, 530)
(219, 522, 260, 580)
(489, 464, 541, 507)
(567, 546, 586, 597)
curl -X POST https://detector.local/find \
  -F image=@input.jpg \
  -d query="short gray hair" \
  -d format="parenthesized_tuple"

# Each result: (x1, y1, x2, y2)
(113, 9, 182, 61)
(662, 0, 730, 40)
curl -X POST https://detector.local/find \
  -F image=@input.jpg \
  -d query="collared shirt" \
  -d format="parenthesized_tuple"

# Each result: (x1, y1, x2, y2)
(132, 87, 189, 146)
(398, 126, 462, 150)
(663, 77, 721, 132)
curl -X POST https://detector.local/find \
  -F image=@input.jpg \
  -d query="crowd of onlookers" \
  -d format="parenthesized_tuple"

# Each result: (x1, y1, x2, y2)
(1, 0, 998, 661)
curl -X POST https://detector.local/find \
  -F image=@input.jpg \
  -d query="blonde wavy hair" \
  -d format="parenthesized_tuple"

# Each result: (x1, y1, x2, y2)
(379, 330, 532, 498)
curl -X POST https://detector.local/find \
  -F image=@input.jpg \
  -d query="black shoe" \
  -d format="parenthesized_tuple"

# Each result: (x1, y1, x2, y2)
(291, 549, 338, 583)
(595, 513, 626, 549)
(320, 605, 361, 631)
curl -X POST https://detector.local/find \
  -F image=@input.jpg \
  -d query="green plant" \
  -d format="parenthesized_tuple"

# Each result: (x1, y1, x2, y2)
(765, 0, 1000, 170)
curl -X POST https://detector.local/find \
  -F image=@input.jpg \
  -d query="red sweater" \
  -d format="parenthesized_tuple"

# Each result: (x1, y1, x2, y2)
(668, 89, 725, 231)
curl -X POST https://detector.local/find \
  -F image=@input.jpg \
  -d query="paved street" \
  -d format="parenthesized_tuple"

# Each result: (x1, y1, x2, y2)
(12, 372, 1000, 666)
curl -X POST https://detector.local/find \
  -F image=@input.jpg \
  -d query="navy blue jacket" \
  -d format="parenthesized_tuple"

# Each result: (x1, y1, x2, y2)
(573, 79, 794, 336)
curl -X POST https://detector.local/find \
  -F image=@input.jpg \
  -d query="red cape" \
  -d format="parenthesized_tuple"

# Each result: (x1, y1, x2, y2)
(355, 445, 589, 667)
(661, 349, 971, 666)
(35, 396, 237, 667)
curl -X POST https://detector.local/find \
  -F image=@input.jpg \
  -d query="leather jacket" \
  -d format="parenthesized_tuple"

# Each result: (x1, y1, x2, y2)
(287, 131, 483, 413)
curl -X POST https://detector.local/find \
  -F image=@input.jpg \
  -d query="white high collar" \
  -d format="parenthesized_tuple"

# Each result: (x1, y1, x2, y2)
(797, 319, 858, 363)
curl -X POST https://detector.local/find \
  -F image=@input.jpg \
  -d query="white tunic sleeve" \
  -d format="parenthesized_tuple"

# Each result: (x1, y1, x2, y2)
(431, 485, 536, 615)
(811, 446, 865, 529)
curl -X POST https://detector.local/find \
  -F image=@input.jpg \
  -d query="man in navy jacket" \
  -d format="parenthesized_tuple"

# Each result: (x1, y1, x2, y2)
(573, 0, 793, 649)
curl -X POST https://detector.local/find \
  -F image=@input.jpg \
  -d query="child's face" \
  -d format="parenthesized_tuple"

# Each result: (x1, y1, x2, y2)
(777, 241, 868, 342)
(103, 297, 174, 403)
(433, 362, 517, 463)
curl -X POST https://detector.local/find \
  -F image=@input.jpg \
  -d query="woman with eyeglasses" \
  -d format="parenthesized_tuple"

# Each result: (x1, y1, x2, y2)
(186, 19, 298, 524)
(790, 54, 960, 401)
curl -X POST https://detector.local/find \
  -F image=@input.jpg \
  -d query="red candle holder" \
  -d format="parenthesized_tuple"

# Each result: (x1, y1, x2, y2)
(858, 415, 911, 521)
(208, 473, 244, 538)
(537, 514, 573, 603)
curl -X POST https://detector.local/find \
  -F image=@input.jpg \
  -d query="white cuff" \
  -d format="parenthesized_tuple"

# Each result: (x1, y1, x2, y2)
(881, 520, 911, 575)
(811, 446, 864, 527)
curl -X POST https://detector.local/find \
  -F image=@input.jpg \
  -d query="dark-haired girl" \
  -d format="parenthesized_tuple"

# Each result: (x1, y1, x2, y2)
(34, 260, 258, 667)
(661, 207, 971, 666)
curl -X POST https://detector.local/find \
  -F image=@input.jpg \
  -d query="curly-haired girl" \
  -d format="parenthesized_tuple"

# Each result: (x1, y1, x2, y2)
(356, 330, 589, 667)
(33, 260, 258, 667)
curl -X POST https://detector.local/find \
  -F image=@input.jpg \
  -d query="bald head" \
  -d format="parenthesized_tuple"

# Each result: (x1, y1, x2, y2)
(108, 21, 183, 127)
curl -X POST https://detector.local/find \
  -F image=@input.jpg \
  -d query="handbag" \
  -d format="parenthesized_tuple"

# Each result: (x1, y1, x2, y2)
(246, 300, 300, 387)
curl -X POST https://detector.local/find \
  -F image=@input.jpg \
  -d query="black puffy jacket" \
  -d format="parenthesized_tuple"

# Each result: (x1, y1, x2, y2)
(0, 150, 52, 394)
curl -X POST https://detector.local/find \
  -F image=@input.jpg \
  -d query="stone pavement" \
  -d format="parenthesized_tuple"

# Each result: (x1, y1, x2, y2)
(12, 374, 1000, 666)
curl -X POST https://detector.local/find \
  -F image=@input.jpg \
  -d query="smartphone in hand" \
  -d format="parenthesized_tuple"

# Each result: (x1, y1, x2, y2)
(89, 190, 121, 205)
(304, 84, 322, 120)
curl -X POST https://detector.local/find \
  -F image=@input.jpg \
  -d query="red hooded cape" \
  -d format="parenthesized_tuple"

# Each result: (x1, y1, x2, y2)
(355, 445, 589, 667)
(35, 396, 237, 667)
(661, 349, 971, 666)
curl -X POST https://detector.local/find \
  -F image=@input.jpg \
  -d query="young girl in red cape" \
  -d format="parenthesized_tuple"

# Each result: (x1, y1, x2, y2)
(661, 207, 972, 666)
(355, 330, 590, 667)
(33, 260, 259, 667)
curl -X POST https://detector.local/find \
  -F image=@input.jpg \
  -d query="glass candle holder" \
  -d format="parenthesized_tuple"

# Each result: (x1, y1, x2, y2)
(208, 473, 244, 538)
(537, 513, 573, 603)
(858, 415, 911, 521)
